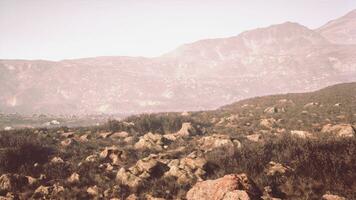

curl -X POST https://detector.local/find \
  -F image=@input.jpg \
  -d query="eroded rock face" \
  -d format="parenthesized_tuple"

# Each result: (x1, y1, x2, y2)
(186, 173, 261, 200)
(321, 124, 355, 137)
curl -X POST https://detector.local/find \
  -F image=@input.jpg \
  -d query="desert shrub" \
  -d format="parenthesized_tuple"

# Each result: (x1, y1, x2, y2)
(0, 131, 54, 174)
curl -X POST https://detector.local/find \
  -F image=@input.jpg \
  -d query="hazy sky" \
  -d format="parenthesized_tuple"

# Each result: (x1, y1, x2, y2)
(0, 0, 355, 61)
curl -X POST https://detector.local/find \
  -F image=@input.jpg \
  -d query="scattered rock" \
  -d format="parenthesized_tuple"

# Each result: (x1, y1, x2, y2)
(186, 173, 261, 200)
(264, 107, 278, 114)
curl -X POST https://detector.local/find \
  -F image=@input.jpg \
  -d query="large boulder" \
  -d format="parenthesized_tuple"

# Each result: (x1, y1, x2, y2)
(186, 174, 261, 200)
(321, 124, 355, 138)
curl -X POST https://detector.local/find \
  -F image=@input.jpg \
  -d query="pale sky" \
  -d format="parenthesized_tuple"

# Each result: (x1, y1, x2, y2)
(0, 0, 355, 61)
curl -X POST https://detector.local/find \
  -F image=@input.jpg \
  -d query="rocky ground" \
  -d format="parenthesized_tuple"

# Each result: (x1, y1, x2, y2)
(0, 83, 355, 200)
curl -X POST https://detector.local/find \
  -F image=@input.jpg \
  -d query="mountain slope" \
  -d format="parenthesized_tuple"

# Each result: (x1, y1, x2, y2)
(317, 9, 356, 44)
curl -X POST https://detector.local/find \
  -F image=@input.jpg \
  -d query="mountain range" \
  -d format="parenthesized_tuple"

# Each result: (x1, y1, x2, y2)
(1, 9, 356, 115)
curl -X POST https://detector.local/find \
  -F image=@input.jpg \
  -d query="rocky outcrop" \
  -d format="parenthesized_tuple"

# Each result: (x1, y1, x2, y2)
(186, 173, 261, 200)
(321, 124, 355, 137)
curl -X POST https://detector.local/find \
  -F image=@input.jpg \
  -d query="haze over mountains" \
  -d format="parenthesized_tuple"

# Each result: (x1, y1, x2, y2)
(1, 9, 356, 115)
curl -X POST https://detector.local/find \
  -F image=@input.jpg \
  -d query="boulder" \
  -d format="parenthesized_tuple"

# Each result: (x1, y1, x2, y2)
(87, 185, 100, 197)
(85, 154, 98, 162)
(321, 124, 355, 137)
(290, 130, 315, 139)
(134, 132, 169, 151)
(304, 102, 319, 108)
(110, 131, 129, 139)
(264, 107, 278, 114)
(33, 183, 64, 198)
(116, 168, 143, 189)
(265, 161, 292, 177)
(186, 174, 261, 200)
(246, 134, 262, 142)
(175, 122, 195, 137)
(78, 134, 91, 142)
(260, 118, 277, 129)
(322, 194, 346, 200)
(99, 146, 125, 165)
(61, 132, 74, 138)
(67, 173, 80, 184)
(98, 131, 113, 139)
(50, 157, 64, 164)
(198, 134, 236, 157)
(60, 138, 76, 147)
(0, 174, 28, 192)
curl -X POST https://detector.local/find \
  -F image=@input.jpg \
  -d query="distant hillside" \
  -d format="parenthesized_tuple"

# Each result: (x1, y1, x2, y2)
(1, 11, 356, 115)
